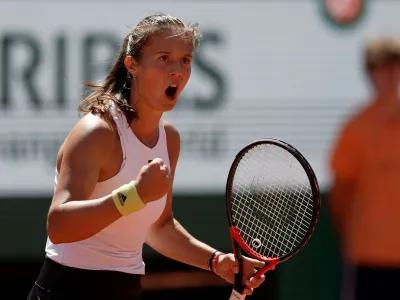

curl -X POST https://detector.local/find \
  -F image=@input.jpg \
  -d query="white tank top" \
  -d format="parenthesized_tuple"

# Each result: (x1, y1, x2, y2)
(45, 107, 169, 275)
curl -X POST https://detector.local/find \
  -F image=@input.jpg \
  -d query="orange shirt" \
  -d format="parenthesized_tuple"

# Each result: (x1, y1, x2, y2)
(330, 101, 400, 267)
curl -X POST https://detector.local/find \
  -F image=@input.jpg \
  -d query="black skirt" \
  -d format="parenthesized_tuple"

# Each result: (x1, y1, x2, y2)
(26, 256, 143, 300)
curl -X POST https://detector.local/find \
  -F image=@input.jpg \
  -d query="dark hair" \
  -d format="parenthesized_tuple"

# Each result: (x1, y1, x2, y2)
(79, 13, 202, 124)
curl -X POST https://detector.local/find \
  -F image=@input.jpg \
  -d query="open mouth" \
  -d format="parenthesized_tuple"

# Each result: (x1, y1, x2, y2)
(165, 85, 178, 99)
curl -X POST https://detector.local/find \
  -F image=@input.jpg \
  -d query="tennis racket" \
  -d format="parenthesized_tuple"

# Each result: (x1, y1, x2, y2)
(226, 138, 320, 300)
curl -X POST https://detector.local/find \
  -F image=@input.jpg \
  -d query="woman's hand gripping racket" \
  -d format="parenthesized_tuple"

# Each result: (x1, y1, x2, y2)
(226, 139, 320, 300)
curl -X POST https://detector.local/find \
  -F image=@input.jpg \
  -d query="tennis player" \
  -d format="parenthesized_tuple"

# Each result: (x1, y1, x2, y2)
(26, 13, 266, 300)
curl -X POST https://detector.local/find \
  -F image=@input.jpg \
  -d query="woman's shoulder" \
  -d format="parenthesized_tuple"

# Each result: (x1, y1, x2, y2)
(161, 119, 181, 161)
(162, 119, 180, 144)
(59, 113, 118, 159)
(72, 113, 117, 142)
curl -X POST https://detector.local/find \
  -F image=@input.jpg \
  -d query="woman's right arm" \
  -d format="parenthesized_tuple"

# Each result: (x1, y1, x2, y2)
(47, 115, 124, 244)
(48, 114, 173, 245)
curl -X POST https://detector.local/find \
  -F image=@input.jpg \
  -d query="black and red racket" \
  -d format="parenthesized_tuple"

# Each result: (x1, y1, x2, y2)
(226, 138, 320, 300)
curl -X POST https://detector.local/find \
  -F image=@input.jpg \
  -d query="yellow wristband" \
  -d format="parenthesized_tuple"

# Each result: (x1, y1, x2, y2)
(112, 182, 146, 216)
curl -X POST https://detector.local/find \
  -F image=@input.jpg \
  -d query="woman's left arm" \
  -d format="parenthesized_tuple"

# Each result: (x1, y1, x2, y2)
(146, 121, 216, 270)
(146, 212, 217, 271)
(146, 122, 266, 295)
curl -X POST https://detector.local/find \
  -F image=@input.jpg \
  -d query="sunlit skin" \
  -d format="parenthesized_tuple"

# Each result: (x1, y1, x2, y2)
(122, 29, 267, 295)
(124, 29, 193, 146)
(23, 11, 274, 299)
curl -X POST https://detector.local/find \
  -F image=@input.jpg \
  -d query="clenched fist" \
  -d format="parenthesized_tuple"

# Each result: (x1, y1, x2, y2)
(134, 158, 172, 203)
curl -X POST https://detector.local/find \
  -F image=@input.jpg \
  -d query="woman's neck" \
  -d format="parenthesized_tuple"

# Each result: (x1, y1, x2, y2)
(129, 97, 163, 146)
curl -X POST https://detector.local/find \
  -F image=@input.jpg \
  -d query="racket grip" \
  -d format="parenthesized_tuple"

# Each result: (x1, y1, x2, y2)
(229, 289, 246, 300)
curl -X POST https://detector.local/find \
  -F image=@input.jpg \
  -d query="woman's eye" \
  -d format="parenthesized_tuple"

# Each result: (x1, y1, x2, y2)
(182, 57, 191, 64)
(159, 55, 168, 61)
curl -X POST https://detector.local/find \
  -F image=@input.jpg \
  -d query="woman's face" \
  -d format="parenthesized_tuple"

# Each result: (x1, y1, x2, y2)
(125, 29, 193, 113)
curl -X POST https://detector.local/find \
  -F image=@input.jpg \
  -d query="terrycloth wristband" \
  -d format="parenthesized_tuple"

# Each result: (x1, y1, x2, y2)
(112, 182, 146, 216)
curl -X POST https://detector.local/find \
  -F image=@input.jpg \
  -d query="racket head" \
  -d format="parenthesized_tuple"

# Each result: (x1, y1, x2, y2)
(226, 138, 320, 263)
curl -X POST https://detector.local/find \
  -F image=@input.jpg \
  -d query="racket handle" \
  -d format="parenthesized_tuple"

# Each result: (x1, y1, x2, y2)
(229, 289, 246, 300)
(229, 268, 263, 299)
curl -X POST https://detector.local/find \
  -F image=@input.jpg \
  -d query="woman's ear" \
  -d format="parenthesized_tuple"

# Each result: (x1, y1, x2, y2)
(124, 56, 138, 77)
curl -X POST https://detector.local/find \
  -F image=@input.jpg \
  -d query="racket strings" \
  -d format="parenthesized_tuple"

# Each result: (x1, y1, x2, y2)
(233, 177, 305, 256)
(232, 176, 309, 257)
(232, 185, 295, 256)
(238, 145, 312, 255)
(235, 163, 311, 256)
(231, 144, 314, 258)
(253, 178, 310, 251)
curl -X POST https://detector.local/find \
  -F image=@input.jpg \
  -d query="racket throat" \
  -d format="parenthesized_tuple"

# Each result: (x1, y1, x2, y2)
(254, 261, 274, 278)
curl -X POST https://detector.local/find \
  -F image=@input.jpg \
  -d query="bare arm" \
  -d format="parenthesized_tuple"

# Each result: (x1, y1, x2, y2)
(48, 114, 173, 244)
(47, 114, 123, 244)
(147, 217, 217, 271)
(146, 122, 217, 271)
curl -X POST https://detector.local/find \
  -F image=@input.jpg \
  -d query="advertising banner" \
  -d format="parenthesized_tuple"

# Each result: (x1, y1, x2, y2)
(1, 1, 399, 195)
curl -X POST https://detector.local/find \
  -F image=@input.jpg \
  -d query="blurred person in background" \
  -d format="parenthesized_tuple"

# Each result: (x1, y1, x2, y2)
(329, 36, 400, 300)
(26, 13, 266, 300)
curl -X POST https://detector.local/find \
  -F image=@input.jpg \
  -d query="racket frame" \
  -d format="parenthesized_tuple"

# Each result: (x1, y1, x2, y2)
(225, 138, 321, 294)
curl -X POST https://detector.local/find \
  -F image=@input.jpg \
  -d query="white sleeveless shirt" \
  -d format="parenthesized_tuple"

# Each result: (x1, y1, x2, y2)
(45, 108, 169, 274)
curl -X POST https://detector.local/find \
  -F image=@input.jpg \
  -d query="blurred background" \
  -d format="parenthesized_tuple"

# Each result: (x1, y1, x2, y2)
(1, 0, 399, 299)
